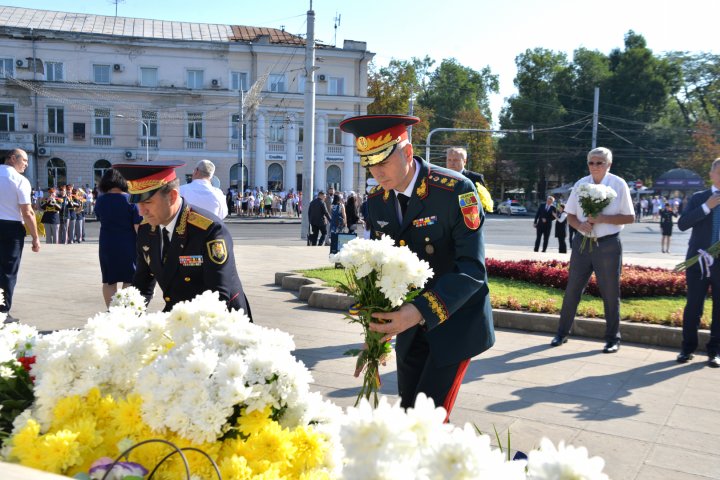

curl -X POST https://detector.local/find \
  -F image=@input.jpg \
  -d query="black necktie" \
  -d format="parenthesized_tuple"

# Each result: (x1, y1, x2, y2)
(397, 193, 409, 218)
(161, 227, 170, 264)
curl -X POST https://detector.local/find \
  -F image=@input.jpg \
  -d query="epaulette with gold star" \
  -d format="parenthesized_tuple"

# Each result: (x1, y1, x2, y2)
(367, 185, 385, 199)
(187, 211, 213, 231)
(427, 170, 461, 191)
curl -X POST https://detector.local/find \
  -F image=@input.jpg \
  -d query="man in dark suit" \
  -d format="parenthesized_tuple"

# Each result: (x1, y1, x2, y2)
(307, 191, 331, 246)
(340, 114, 495, 419)
(113, 161, 251, 317)
(677, 157, 720, 367)
(445, 146, 486, 187)
(534, 196, 556, 252)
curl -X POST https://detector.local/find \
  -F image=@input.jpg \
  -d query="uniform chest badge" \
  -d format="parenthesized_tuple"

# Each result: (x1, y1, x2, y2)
(377, 220, 389, 228)
(179, 255, 203, 267)
(207, 239, 228, 265)
(413, 216, 437, 228)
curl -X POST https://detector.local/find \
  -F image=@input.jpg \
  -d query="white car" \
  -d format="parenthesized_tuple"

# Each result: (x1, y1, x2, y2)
(497, 201, 527, 215)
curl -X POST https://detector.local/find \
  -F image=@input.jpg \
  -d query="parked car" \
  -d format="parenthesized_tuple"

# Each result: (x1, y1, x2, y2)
(497, 200, 527, 216)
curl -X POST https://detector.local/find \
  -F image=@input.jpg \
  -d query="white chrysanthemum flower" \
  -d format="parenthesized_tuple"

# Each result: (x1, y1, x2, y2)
(527, 437, 608, 480)
(109, 286, 147, 315)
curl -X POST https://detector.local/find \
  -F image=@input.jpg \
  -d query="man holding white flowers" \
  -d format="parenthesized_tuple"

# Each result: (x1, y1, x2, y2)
(551, 147, 634, 353)
(340, 115, 495, 417)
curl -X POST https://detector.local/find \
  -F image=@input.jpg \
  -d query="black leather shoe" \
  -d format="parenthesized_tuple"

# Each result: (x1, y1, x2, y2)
(603, 340, 620, 353)
(708, 355, 720, 368)
(550, 335, 568, 347)
(676, 352, 694, 363)
(2, 314, 18, 324)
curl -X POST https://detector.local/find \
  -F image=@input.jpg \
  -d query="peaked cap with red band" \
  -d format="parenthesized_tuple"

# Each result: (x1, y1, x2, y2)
(339, 114, 420, 167)
(113, 160, 185, 203)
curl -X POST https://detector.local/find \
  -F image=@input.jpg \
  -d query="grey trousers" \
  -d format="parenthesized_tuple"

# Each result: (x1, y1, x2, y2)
(557, 233, 623, 342)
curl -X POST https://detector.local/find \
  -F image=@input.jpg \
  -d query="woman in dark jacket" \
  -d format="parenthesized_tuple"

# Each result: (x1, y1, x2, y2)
(659, 202, 677, 253)
(345, 194, 362, 234)
(554, 203, 568, 253)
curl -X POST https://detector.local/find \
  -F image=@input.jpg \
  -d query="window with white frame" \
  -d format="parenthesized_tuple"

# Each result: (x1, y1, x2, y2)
(93, 64, 111, 83)
(142, 111, 158, 137)
(327, 118, 342, 145)
(46, 62, 64, 81)
(140, 67, 158, 87)
(231, 114, 247, 140)
(187, 112, 203, 139)
(0, 105, 15, 132)
(48, 107, 64, 134)
(328, 77, 345, 95)
(231, 72, 248, 91)
(269, 121, 284, 143)
(269, 74, 286, 93)
(94, 109, 111, 135)
(0, 58, 13, 78)
(187, 70, 204, 89)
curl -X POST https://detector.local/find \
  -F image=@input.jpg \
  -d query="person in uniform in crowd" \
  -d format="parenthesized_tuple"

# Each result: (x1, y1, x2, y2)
(65, 188, 80, 244)
(554, 203, 568, 253)
(676, 158, 720, 367)
(551, 147, 634, 353)
(445, 146, 486, 187)
(340, 114, 495, 418)
(179, 159, 228, 219)
(57, 186, 70, 244)
(113, 161, 251, 317)
(307, 191, 331, 246)
(40, 187, 61, 244)
(534, 196, 556, 252)
(94, 168, 143, 307)
(72, 188, 86, 243)
(0, 149, 40, 321)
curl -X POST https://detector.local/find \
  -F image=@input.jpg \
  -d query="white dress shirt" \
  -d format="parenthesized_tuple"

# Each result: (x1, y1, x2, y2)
(0, 164, 31, 222)
(179, 178, 228, 219)
(564, 171, 634, 238)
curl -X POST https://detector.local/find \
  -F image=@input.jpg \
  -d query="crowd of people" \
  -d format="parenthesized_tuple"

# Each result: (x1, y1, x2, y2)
(225, 187, 302, 218)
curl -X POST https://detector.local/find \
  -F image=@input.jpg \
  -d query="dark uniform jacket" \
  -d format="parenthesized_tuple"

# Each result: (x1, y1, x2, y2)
(678, 189, 716, 259)
(308, 197, 331, 227)
(534, 204, 556, 231)
(367, 158, 495, 367)
(133, 200, 251, 317)
(461, 168, 485, 188)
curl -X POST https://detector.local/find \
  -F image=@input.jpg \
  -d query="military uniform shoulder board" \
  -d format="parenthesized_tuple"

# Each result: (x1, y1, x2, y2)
(187, 211, 213, 230)
(367, 185, 385, 198)
(427, 170, 460, 191)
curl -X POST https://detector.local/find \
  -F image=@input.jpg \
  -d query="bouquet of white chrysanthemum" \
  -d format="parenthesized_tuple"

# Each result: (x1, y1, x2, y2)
(575, 183, 617, 252)
(109, 286, 147, 315)
(0, 322, 39, 438)
(330, 237, 433, 407)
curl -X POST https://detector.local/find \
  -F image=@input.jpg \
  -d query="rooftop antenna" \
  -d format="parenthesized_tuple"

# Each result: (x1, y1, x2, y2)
(108, 0, 125, 17)
(333, 12, 341, 47)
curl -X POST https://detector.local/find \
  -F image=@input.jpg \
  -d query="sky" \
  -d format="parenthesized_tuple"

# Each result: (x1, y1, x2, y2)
(10, 0, 720, 125)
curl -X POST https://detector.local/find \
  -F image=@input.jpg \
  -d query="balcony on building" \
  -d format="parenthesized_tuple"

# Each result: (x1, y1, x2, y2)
(92, 135, 113, 147)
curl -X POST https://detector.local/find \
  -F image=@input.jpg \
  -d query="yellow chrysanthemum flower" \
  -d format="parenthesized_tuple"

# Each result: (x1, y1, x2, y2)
(51, 395, 85, 430)
(475, 182, 494, 213)
(236, 405, 272, 437)
(9, 418, 40, 462)
(288, 427, 327, 474)
(38, 429, 82, 473)
(219, 455, 254, 480)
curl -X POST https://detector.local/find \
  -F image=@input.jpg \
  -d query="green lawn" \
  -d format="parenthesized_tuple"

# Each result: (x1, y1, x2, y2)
(299, 267, 699, 327)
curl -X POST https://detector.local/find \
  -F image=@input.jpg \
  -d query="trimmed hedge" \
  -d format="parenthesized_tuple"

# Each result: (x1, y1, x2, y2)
(485, 259, 686, 298)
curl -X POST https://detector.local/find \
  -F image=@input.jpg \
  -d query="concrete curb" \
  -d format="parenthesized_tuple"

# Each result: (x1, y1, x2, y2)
(275, 271, 708, 351)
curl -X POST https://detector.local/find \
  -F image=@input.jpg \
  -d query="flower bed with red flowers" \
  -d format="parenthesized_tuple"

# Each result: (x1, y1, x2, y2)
(486, 259, 686, 298)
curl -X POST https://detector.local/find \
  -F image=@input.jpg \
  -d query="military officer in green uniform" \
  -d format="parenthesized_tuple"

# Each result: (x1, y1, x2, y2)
(340, 115, 494, 418)
(113, 161, 251, 318)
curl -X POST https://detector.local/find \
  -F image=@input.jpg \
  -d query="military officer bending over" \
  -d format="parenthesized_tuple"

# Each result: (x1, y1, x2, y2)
(340, 115, 494, 419)
(113, 161, 251, 318)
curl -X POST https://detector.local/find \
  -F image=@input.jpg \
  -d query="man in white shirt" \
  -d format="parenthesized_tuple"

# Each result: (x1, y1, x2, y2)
(179, 160, 228, 219)
(550, 147, 635, 353)
(0, 149, 40, 322)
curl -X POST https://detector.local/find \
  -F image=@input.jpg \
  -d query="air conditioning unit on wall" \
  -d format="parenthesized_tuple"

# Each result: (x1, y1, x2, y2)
(124, 150, 134, 159)
(113, 64, 125, 72)
(317, 74, 327, 82)
(37, 147, 48, 156)
(15, 59, 25, 68)
(211, 79, 221, 87)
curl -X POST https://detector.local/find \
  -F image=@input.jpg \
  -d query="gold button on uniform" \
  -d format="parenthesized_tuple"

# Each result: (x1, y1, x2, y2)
(425, 244, 435, 255)
(184, 277, 191, 282)
(399, 240, 406, 246)
(164, 296, 171, 302)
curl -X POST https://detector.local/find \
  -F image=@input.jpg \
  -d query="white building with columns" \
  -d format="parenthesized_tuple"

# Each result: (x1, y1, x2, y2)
(0, 6, 373, 194)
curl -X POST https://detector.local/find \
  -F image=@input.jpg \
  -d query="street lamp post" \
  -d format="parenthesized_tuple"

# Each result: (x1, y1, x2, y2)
(116, 114, 150, 162)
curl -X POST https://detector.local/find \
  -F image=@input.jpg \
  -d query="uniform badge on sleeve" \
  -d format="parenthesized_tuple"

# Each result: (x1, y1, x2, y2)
(458, 192, 480, 230)
(207, 239, 228, 264)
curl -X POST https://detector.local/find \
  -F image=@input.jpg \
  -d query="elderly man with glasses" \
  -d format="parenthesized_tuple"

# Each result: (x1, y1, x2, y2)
(550, 147, 635, 353)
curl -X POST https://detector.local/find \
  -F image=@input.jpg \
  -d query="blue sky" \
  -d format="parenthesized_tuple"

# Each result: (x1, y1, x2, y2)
(12, 1, 720, 123)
